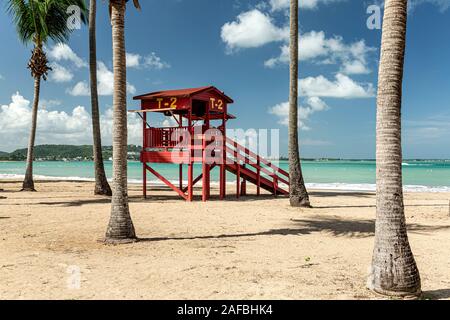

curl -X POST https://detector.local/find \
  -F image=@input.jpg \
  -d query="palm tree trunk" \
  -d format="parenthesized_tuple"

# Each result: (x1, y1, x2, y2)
(89, 0, 112, 196)
(288, 0, 310, 208)
(105, 0, 136, 243)
(22, 76, 40, 191)
(368, 0, 421, 297)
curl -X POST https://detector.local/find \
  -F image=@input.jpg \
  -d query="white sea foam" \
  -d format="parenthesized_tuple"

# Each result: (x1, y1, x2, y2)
(306, 182, 450, 193)
(1, 174, 449, 192)
(402, 162, 433, 167)
(0, 173, 94, 182)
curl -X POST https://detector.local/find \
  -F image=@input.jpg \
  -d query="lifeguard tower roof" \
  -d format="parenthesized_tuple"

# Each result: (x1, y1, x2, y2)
(133, 86, 234, 103)
(131, 86, 235, 120)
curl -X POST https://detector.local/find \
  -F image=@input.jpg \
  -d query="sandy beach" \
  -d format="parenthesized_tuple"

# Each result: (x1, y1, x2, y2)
(0, 180, 449, 300)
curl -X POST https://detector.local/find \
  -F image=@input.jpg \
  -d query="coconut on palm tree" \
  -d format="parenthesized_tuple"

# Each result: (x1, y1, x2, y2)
(368, 0, 421, 297)
(288, 0, 310, 208)
(7, 0, 87, 191)
(89, 0, 112, 196)
(104, 0, 140, 243)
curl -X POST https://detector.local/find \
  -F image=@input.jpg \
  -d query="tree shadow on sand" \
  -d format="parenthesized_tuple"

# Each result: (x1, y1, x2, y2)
(309, 191, 374, 198)
(2, 189, 377, 206)
(5, 187, 447, 208)
(423, 288, 450, 300)
(315, 204, 449, 209)
(138, 216, 450, 242)
(6, 193, 282, 206)
(0, 195, 184, 206)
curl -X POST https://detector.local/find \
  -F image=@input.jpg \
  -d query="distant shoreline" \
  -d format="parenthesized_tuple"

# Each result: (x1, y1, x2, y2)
(1, 144, 450, 162)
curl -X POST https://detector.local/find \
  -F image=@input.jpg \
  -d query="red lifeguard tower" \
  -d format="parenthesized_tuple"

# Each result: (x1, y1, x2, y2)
(131, 86, 289, 201)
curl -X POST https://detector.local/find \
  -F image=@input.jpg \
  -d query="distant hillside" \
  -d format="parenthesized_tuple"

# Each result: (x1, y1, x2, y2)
(0, 145, 142, 161)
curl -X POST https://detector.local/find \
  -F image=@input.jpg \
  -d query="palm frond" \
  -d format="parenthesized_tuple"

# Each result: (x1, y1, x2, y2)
(132, 0, 141, 10)
(123, 0, 142, 10)
(7, 0, 35, 43)
(6, 0, 88, 46)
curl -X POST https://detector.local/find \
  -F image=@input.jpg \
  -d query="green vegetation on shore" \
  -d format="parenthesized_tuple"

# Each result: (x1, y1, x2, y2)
(0, 145, 142, 161)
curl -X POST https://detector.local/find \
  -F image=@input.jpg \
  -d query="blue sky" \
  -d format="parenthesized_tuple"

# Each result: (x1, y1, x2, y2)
(0, 0, 449, 159)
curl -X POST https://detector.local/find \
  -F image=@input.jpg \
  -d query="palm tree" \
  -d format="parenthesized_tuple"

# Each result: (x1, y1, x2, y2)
(7, 0, 87, 191)
(288, 0, 310, 207)
(89, 0, 112, 196)
(368, 0, 421, 297)
(104, 0, 140, 243)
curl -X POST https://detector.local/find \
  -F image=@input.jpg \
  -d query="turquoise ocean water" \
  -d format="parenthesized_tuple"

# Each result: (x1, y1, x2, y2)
(1, 160, 449, 192)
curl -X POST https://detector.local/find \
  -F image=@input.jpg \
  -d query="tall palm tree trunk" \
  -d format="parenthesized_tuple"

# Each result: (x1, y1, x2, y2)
(368, 0, 421, 297)
(105, 0, 136, 243)
(89, 0, 112, 196)
(288, 0, 310, 208)
(22, 76, 41, 191)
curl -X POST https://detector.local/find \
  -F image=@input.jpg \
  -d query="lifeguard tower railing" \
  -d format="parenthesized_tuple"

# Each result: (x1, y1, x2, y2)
(144, 126, 191, 150)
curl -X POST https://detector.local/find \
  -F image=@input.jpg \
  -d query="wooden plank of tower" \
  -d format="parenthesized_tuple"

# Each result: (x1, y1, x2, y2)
(188, 107, 193, 201)
(235, 142, 240, 199)
(206, 105, 211, 201)
(202, 105, 209, 201)
(179, 113, 183, 191)
(143, 112, 147, 198)
(257, 158, 261, 196)
(220, 104, 227, 199)
(202, 126, 207, 202)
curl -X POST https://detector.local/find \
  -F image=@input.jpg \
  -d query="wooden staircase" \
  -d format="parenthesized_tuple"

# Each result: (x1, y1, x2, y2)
(224, 137, 289, 196)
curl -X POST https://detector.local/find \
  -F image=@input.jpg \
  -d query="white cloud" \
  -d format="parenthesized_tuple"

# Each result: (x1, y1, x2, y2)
(98, 108, 142, 147)
(144, 52, 171, 70)
(0, 92, 142, 151)
(162, 118, 178, 127)
(223, 5, 374, 75)
(404, 115, 450, 143)
(268, 96, 329, 129)
(341, 60, 369, 75)
(68, 81, 90, 96)
(126, 52, 171, 69)
(269, 0, 290, 11)
(39, 99, 62, 110)
(0, 93, 31, 136)
(299, 73, 375, 98)
(47, 44, 87, 68)
(0, 74, 4, 80)
(49, 63, 74, 82)
(97, 61, 127, 95)
(412, 0, 450, 11)
(126, 53, 141, 68)
(68, 61, 136, 96)
(298, 31, 329, 61)
(265, 31, 374, 74)
(270, 0, 344, 11)
(221, 9, 289, 51)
